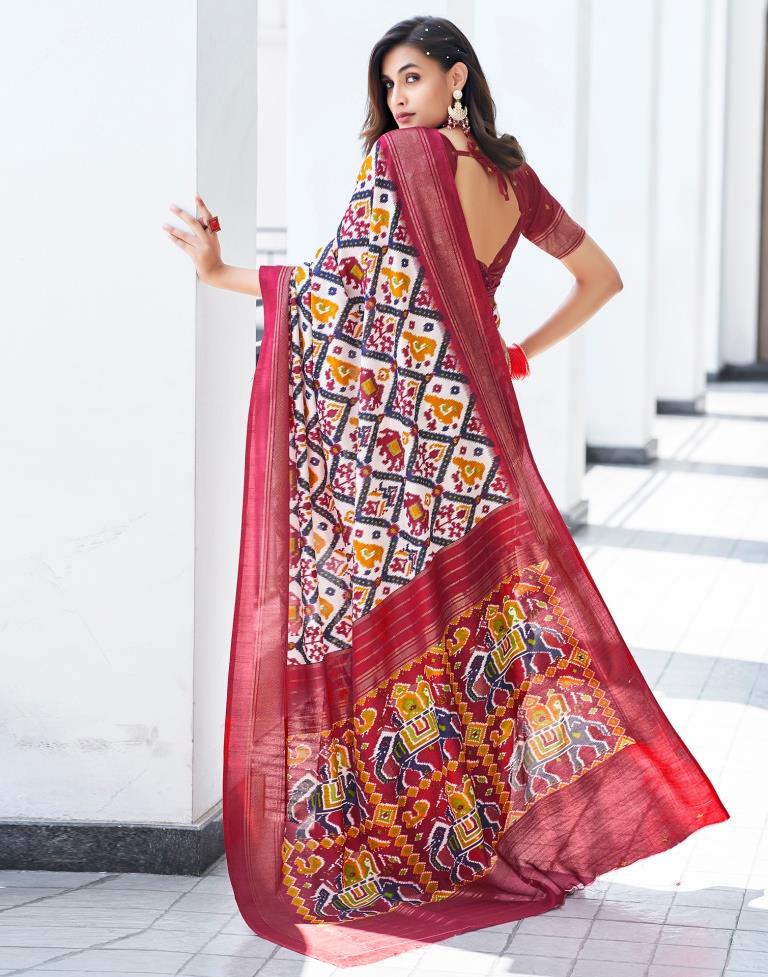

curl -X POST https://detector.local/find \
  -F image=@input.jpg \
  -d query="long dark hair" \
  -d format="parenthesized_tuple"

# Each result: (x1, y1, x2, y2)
(360, 15, 526, 175)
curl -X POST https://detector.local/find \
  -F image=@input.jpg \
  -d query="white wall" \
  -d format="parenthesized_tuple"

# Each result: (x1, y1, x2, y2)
(0, 0, 258, 825)
(704, 0, 730, 377)
(653, 0, 712, 404)
(584, 0, 656, 449)
(720, 0, 766, 367)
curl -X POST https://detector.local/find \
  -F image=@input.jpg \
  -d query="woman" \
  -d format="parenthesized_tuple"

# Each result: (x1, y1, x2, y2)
(163, 15, 729, 970)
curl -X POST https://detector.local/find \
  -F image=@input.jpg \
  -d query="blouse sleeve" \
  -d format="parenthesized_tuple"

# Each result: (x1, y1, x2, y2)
(518, 161, 586, 258)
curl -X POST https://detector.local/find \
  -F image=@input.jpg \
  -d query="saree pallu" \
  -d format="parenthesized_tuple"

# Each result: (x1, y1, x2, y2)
(223, 125, 729, 967)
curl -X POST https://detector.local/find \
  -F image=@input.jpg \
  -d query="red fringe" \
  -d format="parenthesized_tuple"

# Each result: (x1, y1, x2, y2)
(507, 342, 531, 379)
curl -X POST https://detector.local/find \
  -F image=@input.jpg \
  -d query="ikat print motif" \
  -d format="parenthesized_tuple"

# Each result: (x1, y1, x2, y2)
(286, 139, 515, 666)
(281, 559, 636, 922)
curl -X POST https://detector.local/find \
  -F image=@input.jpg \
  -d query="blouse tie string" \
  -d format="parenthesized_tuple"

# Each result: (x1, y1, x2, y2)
(465, 136, 510, 201)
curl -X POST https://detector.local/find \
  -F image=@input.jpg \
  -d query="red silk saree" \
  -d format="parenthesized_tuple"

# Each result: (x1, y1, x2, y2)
(223, 125, 729, 967)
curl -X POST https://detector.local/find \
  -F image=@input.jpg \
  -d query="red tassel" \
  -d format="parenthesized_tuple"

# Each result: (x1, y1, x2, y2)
(507, 342, 530, 380)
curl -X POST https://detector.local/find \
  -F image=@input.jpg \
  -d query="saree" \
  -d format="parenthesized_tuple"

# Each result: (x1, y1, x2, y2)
(223, 125, 729, 968)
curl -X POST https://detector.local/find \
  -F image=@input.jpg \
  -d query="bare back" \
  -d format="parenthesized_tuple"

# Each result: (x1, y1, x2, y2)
(437, 127, 522, 269)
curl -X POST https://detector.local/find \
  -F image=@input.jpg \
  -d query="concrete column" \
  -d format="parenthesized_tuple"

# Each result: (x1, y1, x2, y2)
(0, 0, 258, 873)
(583, 0, 658, 461)
(704, 0, 730, 378)
(720, 0, 766, 369)
(653, 0, 717, 411)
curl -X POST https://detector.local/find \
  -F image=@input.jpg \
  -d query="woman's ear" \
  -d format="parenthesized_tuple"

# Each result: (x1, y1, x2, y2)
(451, 62, 469, 89)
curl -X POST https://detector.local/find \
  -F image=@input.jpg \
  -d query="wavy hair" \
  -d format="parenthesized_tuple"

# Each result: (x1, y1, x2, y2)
(360, 15, 526, 174)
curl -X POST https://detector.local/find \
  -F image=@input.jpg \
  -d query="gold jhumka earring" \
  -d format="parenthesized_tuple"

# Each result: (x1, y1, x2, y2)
(446, 88, 471, 134)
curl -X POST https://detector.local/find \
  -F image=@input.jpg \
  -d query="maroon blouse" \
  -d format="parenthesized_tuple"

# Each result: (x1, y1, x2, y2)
(440, 133, 586, 295)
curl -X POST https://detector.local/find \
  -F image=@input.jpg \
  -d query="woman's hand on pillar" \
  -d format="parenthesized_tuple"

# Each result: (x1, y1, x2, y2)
(162, 194, 223, 285)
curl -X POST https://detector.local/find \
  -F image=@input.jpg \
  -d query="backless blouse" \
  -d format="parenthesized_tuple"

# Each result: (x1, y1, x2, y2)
(439, 132, 586, 297)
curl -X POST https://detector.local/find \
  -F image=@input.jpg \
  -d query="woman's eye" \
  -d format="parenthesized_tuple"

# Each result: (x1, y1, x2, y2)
(383, 74, 419, 90)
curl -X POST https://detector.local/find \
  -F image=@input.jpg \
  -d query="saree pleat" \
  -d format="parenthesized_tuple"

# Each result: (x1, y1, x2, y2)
(223, 126, 729, 967)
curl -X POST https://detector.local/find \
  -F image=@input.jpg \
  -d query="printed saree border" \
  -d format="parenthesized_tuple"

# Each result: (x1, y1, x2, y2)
(223, 264, 294, 946)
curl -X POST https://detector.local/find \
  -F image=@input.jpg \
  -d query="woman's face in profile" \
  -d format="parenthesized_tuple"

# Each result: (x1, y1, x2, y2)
(380, 43, 466, 130)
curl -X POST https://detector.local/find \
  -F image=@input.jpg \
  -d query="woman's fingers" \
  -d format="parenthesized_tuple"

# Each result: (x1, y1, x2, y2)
(196, 195, 212, 222)
(163, 197, 222, 281)
(166, 230, 191, 251)
(165, 224, 196, 246)
(170, 204, 206, 238)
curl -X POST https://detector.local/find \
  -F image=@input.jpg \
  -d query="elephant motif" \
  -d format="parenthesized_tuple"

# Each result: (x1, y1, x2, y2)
(426, 775, 501, 885)
(507, 689, 612, 803)
(372, 678, 462, 791)
(313, 848, 423, 920)
(288, 741, 370, 840)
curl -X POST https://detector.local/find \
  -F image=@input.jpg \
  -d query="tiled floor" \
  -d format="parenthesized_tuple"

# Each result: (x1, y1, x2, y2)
(2, 379, 766, 977)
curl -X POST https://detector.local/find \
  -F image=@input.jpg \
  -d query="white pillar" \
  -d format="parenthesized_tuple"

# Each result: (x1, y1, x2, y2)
(720, 0, 766, 368)
(478, 2, 591, 525)
(194, 0, 260, 831)
(0, 0, 258, 871)
(653, 0, 717, 410)
(584, 0, 658, 460)
(703, 0, 730, 378)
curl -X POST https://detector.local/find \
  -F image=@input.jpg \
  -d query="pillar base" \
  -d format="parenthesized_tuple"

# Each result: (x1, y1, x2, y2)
(656, 394, 706, 415)
(708, 361, 768, 381)
(586, 437, 658, 466)
(558, 497, 589, 533)
(0, 804, 224, 875)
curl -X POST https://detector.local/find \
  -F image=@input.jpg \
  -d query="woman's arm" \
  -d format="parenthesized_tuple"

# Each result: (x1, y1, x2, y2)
(518, 233, 623, 361)
(163, 195, 262, 299)
(203, 264, 262, 298)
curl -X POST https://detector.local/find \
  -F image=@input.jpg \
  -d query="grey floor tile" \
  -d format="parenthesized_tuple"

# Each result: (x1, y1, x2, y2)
(492, 955, 573, 976)
(652, 941, 729, 968)
(189, 875, 235, 894)
(0, 908, 163, 928)
(596, 899, 670, 923)
(725, 947, 768, 972)
(0, 887, 68, 907)
(197, 932, 276, 957)
(666, 905, 740, 929)
(104, 929, 214, 953)
(5, 972, 172, 977)
(178, 954, 266, 976)
(571, 960, 647, 977)
(31, 946, 193, 971)
(0, 925, 139, 948)
(245, 958, 335, 976)
(660, 923, 732, 948)
(0, 947, 81, 969)
(588, 918, 663, 943)
(578, 937, 655, 963)
(434, 929, 509, 951)
(92, 874, 201, 892)
(648, 967, 724, 977)
(167, 892, 238, 914)
(505, 933, 582, 958)
(418, 943, 499, 974)
(37, 889, 182, 910)
(516, 914, 592, 938)
(150, 910, 233, 933)
(737, 909, 768, 932)
(731, 929, 768, 951)
(0, 871, 109, 888)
